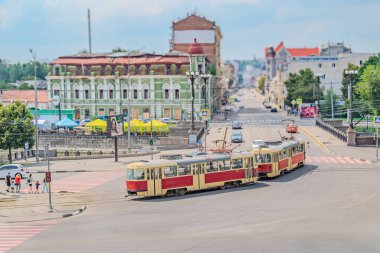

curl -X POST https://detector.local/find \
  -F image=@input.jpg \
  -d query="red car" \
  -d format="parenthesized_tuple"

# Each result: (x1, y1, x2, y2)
(287, 124, 298, 133)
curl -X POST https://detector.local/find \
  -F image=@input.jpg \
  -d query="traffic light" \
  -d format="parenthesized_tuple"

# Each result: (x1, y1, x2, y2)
(149, 138, 153, 145)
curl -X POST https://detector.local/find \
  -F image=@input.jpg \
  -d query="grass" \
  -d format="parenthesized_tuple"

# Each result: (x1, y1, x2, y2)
(355, 126, 378, 134)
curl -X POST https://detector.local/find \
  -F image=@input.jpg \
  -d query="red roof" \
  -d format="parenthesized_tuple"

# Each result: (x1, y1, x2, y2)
(1, 90, 50, 104)
(287, 47, 319, 57)
(188, 38, 204, 54)
(265, 41, 320, 57)
(51, 56, 190, 66)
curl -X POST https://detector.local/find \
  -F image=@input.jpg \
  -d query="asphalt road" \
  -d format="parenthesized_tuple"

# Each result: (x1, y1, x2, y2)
(9, 88, 380, 253)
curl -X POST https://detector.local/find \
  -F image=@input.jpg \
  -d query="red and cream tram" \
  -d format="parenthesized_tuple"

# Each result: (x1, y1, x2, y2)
(252, 139, 306, 178)
(126, 153, 257, 197)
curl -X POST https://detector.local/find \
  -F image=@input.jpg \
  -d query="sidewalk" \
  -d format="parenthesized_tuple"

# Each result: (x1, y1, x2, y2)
(300, 125, 379, 163)
(0, 191, 85, 223)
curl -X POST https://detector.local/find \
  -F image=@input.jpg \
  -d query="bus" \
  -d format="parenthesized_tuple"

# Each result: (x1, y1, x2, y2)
(252, 139, 306, 178)
(126, 153, 257, 197)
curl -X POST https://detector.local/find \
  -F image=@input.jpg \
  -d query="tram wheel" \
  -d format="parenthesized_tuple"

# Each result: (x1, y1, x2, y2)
(178, 189, 187, 196)
(234, 181, 241, 187)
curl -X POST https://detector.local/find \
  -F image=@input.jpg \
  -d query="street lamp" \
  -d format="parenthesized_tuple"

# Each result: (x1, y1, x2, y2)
(200, 73, 211, 110)
(344, 69, 358, 128)
(29, 49, 39, 162)
(186, 71, 199, 131)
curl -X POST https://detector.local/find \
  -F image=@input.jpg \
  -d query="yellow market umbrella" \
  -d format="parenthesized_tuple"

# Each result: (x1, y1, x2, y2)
(85, 119, 107, 131)
(142, 120, 169, 134)
(124, 119, 144, 133)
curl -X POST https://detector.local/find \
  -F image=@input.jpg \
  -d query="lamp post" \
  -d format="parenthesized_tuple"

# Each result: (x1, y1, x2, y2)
(200, 73, 210, 152)
(200, 73, 211, 109)
(29, 49, 39, 162)
(186, 71, 199, 131)
(344, 70, 358, 129)
(314, 73, 325, 109)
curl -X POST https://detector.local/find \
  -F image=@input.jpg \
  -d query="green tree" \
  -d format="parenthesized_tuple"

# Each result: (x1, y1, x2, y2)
(208, 64, 216, 75)
(355, 65, 380, 114)
(258, 76, 265, 92)
(284, 68, 322, 106)
(0, 101, 35, 163)
(0, 80, 13, 89)
(112, 47, 127, 52)
(18, 83, 34, 90)
(319, 89, 341, 118)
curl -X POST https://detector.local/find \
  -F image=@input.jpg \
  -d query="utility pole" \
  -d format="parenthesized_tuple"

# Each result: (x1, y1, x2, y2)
(127, 73, 131, 153)
(30, 49, 39, 162)
(345, 70, 358, 128)
(87, 9, 92, 54)
(330, 81, 334, 119)
(150, 115, 153, 160)
(45, 144, 53, 212)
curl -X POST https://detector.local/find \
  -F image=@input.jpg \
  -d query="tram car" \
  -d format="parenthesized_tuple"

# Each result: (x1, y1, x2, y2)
(252, 139, 306, 178)
(126, 153, 258, 197)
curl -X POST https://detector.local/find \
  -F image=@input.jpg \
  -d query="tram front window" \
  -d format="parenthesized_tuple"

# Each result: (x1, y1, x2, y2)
(255, 154, 272, 163)
(127, 169, 145, 180)
(231, 159, 243, 169)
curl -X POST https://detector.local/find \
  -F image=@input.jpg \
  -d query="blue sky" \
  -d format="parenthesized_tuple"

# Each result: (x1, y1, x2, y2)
(0, 0, 379, 63)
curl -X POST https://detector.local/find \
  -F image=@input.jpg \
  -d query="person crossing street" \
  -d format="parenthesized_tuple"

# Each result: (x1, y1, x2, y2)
(5, 172, 11, 192)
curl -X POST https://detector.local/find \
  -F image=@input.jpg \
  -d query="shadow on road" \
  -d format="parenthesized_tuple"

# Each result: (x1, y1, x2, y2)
(133, 182, 270, 202)
(261, 164, 318, 183)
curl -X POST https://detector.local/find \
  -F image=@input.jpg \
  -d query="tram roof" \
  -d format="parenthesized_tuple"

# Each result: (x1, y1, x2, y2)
(127, 153, 249, 169)
(252, 139, 304, 152)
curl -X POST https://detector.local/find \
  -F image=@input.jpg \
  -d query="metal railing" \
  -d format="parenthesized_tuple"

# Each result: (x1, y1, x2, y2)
(316, 118, 347, 142)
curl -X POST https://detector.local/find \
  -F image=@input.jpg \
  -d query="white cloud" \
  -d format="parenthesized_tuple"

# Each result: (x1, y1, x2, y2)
(42, 0, 182, 20)
(0, 0, 24, 29)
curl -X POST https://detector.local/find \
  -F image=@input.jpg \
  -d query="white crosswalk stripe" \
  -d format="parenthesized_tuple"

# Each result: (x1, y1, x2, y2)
(306, 156, 371, 164)
(0, 220, 58, 253)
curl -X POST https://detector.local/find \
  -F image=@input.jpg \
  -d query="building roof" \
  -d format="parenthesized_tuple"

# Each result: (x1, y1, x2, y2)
(50, 53, 190, 66)
(188, 38, 204, 54)
(0, 90, 50, 104)
(172, 13, 216, 30)
(265, 41, 320, 57)
(287, 47, 320, 57)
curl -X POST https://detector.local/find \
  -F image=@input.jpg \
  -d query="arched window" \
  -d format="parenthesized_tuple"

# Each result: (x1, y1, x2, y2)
(201, 85, 206, 100)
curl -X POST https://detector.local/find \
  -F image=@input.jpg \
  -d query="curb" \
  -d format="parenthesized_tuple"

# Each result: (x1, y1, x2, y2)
(299, 125, 379, 164)
(298, 126, 331, 154)
(62, 206, 86, 218)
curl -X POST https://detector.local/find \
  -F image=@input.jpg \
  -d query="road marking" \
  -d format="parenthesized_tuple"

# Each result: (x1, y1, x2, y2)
(0, 220, 58, 253)
(306, 156, 370, 164)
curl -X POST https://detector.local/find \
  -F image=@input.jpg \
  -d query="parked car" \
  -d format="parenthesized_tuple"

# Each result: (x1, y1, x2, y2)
(232, 121, 243, 129)
(252, 140, 264, 148)
(270, 107, 278, 112)
(0, 164, 26, 179)
(264, 102, 272, 109)
(231, 131, 243, 143)
(235, 98, 241, 102)
(159, 118, 171, 124)
(80, 119, 91, 126)
(223, 106, 231, 112)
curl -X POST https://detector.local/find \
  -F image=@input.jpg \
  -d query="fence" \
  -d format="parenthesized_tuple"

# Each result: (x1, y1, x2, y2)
(316, 118, 347, 142)
(38, 134, 158, 149)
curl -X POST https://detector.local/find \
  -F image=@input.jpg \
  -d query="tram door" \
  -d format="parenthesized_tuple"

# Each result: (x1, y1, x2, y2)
(245, 158, 253, 182)
(147, 168, 162, 196)
(192, 163, 205, 190)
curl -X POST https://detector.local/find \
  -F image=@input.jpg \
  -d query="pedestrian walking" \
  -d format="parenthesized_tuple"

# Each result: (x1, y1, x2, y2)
(35, 180, 40, 194)
(10, 180, 15, 193)
(27, 174, 33, 194)
(15, 174, 21, 193)
(5, 172, 11, 192)
(41, 177, 48, 193)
